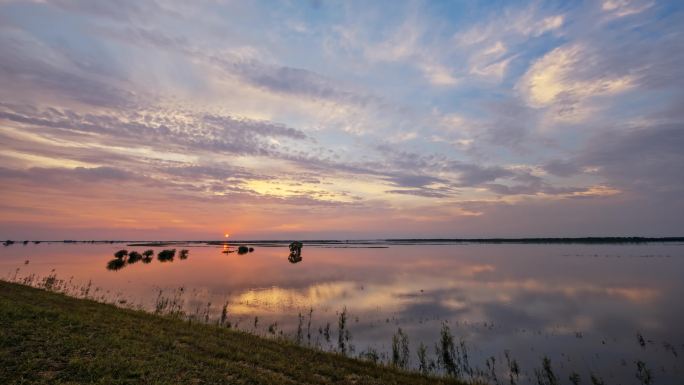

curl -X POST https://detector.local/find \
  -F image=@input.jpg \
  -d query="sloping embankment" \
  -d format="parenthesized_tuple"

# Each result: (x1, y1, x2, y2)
(0, 281, 467, 385)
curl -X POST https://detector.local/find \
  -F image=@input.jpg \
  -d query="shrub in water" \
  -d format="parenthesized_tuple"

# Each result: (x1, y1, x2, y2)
(128, 251, 142, 263)
(106, 258, 125, 271)
(157, 249, 176, 262)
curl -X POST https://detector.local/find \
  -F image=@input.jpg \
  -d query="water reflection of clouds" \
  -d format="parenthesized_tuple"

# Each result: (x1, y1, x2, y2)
(2, 243, 683, 383)
(222, 271, 664, 339)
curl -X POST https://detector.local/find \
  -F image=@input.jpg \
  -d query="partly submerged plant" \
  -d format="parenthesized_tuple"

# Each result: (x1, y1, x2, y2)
(296, 313, 304, 345)
(417, 342, 429, 375)
(635, 360, 652, 385)
(435, 322, 458, 378)
(391, 327, 410, 369)
(157, 249, 176, 262)
(219, 301, 229, 327)
(337, 307, 348, 354)
(505, 350, 520, 385)
(127, 251, 142, 263)
(106, 258, 126, 271)
(533, 356, 558, 385)
(141, 249, 154, 263)
(590, 373, 606, 385)
(569, 372, 581, 385)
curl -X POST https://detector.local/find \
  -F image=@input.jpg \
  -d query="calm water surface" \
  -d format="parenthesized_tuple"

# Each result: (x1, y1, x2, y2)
(2, 242, 683, 384)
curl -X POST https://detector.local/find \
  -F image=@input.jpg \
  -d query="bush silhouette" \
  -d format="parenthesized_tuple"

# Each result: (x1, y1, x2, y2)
(106, 258, 126, 271)
(157, 249, 176, 262)
(128, 251, 142, 263)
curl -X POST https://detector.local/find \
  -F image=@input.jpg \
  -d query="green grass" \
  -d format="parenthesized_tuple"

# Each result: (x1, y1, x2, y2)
(0, 281, 467, 385)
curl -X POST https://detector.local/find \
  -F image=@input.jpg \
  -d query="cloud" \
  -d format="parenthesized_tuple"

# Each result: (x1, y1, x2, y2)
(455, 10, 564, 47)
(450, 5, 566, 85)
(334, 8, 460, 88)
(469, 56, 513, 81)
(229, 61, 375, 105)
(386, 174, 445, 189)
(0, 28, 137, 109)
(602, 0, 655, 18)
(541, 122, 684, 202)
(580, 123, 684, 194)
(0, 104, 308, 157)
(543, 159, 582, 177)
(450, 162, 514, 187)
(44, 0, 161, 21)
(516, 5, 684, 126)
(517, 43, 634, 117)
(384, 173, 453, 198)
(364, 16, 422, 63)
(160, 165, 264, 182)
(0, 165, 138, 183)
(480, 171, 592, 197)
(385, 189, 449, 198)
(468, 41, 514, 81)
(480, 98, 540, 148)
(533, 15, 565, 36)
(110, 25, 378, 108)
(420, 62, 459, 86)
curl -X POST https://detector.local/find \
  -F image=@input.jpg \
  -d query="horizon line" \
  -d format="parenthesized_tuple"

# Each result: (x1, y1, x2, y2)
(4, 236, 684, 244)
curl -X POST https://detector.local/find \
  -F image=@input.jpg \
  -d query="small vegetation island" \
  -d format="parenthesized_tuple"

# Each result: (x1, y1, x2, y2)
(106, 248, 190, 271)
(0, 281, 467, 385)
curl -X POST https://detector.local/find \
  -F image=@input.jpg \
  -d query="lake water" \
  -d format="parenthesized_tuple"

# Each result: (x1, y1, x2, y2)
(2, 242, 683, 384)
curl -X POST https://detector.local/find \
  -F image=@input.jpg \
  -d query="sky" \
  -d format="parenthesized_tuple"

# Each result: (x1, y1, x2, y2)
(0, 0, 683, 240)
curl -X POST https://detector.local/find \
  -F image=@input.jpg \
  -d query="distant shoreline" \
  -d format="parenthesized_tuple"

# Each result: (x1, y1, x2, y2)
(4, 237, 684, 246)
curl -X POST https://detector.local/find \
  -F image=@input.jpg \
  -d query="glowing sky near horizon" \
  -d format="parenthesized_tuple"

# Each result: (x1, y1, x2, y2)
(1, 0, 683, 239)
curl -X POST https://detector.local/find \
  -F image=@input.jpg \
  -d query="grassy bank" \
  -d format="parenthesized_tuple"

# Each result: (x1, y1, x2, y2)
(0, 281, 466, 385)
